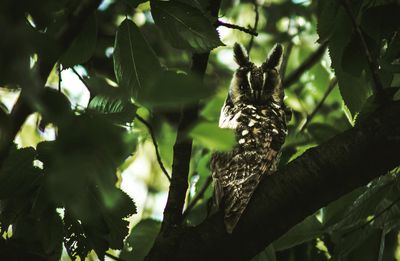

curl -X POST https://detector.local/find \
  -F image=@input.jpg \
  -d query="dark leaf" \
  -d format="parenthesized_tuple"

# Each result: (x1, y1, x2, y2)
(274, 214, 323, 251)
(0, 147, 41, 199)
(150, 0, 223, 52)
(59, 14, 98, 68)
(138, 70, 213, 108)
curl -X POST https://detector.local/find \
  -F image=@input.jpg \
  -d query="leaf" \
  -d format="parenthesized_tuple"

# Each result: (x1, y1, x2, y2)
(307, 123, 340, 144)
(113, 19, 162, 99)
(88, 95, 137, 124)
(63, 210, 91, 260)
(59, 14, 97, 68)
(37, 87, 72, 124)
(251, 245, 276, 261)
(273, 214, 323, 251)
(361, 3, 400, 42)
(123, 0, 148, 8)
(138, 70, 213, 108)
(120, 219, 161, 261)
(316, 0, 340, 43)
(150, 0, 223, 52)
(0, 147, 41, 199)
(36, 114, 137, 258)
(189, 122, 235, 152)
(328, 9, 372, 115)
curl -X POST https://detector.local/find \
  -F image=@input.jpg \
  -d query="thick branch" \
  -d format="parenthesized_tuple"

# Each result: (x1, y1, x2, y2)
(165, 101, 400, 261)
(146, 2, 222, 260)
(283, 42, 328, 88)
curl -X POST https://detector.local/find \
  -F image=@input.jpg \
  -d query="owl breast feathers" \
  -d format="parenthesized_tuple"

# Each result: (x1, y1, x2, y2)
(210, 43, 289, 233)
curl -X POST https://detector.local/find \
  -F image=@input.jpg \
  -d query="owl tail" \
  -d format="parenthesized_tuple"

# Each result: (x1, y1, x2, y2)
(223, 184, 256, 234)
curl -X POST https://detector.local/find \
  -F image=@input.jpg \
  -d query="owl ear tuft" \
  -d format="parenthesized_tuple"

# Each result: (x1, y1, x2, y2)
(233, 43, 250, 67)
(262, 44, 283, 71)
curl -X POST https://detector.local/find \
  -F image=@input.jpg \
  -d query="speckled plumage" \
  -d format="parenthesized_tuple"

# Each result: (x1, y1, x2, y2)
(211, 43, 289, 233)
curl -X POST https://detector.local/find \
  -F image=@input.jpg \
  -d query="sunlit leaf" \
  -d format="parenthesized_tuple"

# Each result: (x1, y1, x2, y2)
(121, 219, 161, 261)
(189, 122, 235, 151)
(113, 19, 162, 99)
(88, 95, 137, 124)
(150, 0, 223, 52)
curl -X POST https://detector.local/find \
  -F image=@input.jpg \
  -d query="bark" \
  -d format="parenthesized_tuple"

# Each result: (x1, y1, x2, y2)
(149, 101, 400, 261)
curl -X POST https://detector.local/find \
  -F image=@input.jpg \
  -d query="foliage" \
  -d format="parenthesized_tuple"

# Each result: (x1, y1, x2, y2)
(0, 0, 399, 260)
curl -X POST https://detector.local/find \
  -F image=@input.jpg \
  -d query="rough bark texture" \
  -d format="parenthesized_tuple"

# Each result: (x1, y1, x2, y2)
(149, 101, 400, 261)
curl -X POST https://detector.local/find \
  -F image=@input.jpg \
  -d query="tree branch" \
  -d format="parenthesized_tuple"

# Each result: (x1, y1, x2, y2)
(162, 100, 400, 261)
(216, 20, 258, 36)
(135, 115, 171, 182)
(246, 0, 260, 54)
(182, 176, 212, 220)
(146, 1, 222, 260)
(340, 0, 384, 98)
(299, 77, 338, 132)
(283, 42, 328, 88)
(0, 0, 102, 162)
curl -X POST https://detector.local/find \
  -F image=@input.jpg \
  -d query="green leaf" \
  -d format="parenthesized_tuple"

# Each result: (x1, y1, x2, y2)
(273, 214, 323, 251)
(138, 70, 213, 108)
(0, 147, 41, 199)
(189, 122, 235, 152)
(150, 0, 223, 52)
(36, 114, 137, 258)
(316, 0, 340, 43)
(328, 10, 372, 115)
(120, 219, 161, 261)
(59, 14, 97, 68)
(113, 19, 162, 99)
(88, 95, 137, 124)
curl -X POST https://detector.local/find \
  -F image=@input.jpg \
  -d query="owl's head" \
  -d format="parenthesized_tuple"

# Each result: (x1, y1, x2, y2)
(229, 43, 284, 106)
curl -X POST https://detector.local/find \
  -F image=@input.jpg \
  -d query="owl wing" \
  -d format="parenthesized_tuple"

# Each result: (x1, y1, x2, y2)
(221, 135, 281, 233)
(211, 105, 286, 233)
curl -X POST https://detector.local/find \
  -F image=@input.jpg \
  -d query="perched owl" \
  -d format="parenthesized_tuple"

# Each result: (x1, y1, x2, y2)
(210, 43, 289, 233)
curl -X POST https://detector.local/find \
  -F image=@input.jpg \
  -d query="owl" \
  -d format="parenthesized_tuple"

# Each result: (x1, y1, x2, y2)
(210, 43, 289, 233)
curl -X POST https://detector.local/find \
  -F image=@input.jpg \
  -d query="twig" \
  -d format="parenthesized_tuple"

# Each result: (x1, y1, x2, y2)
(299, 77, 338, 132)
(58, 64, 62, 92)
(105, 252, 125, 261)
(246, 0, 259, 54)
(135, 114, 171, 182)
(280, 41, 294, 81)
(283, 42, 328, 88)
(182, 175, 212, 219)
(340, 0, 384, 97)
(216, 20, 258, 36)
(343, 195, 400, 238)
(71, 67, 89, 89)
